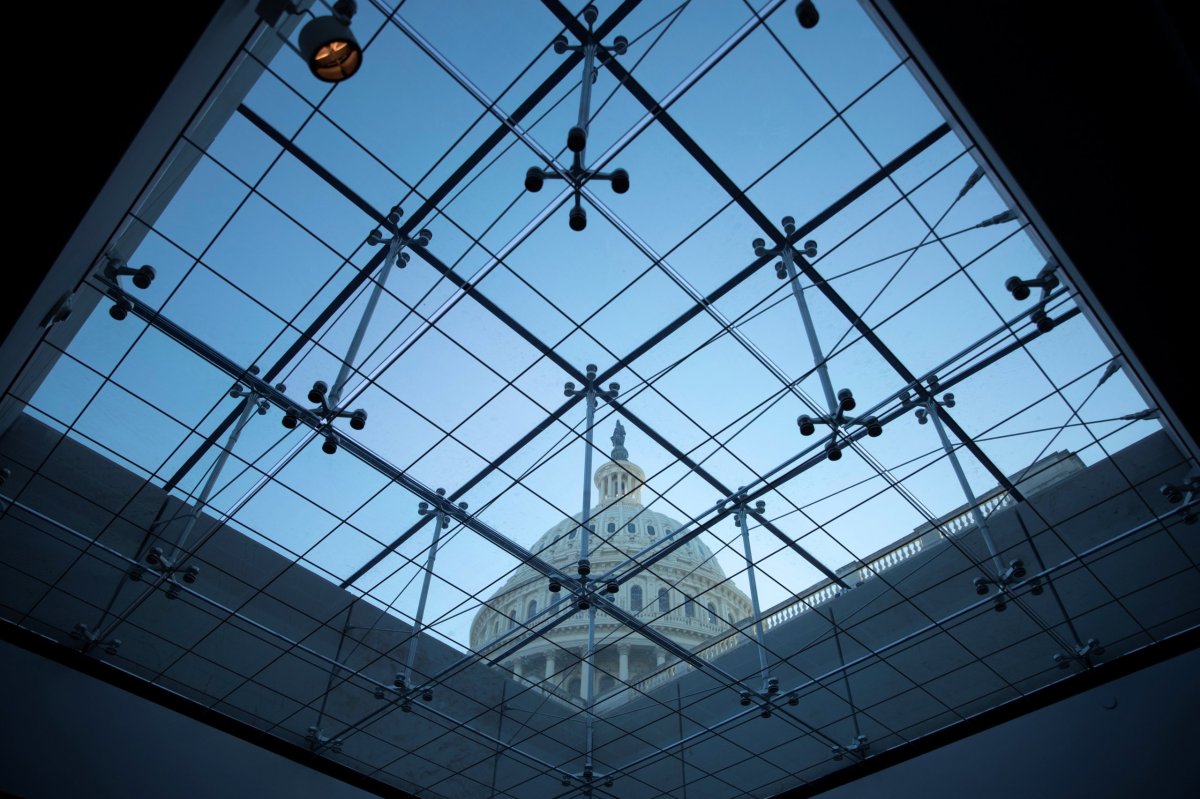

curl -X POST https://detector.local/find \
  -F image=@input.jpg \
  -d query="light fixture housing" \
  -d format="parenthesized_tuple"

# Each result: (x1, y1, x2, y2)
(299, 0, 362, 83)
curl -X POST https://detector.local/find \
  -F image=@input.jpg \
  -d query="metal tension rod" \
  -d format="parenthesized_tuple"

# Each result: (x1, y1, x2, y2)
(826, 606, 868, 762)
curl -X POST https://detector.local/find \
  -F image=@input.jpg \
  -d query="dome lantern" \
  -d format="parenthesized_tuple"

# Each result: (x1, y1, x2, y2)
(594, 421, 645, 505)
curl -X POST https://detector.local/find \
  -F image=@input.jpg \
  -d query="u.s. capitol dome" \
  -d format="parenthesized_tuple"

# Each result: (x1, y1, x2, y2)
(469, 424, 752, 702)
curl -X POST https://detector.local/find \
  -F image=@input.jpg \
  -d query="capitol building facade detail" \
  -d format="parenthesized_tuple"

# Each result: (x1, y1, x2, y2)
(469, 426, 753, 703)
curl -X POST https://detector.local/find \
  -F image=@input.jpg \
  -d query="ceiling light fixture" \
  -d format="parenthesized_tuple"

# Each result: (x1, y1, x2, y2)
(299, 0, 362, 83)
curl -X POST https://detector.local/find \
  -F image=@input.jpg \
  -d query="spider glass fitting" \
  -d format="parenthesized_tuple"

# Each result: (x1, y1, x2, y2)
(97, 255, 156, 320)
(1160, 470, 1199, 524)
(1053, 638, 1106, 670)
(523, 4, 630, 231)
(306, 726, 344, 754)
(796, 0, 821, 29)
(1005, 261, 1061, 333)
(831, 735, 869, 761)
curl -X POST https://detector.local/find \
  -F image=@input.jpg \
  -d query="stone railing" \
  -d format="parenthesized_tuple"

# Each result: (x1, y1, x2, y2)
(932, 491, 1014, 537)
(630, 532, 931, 695)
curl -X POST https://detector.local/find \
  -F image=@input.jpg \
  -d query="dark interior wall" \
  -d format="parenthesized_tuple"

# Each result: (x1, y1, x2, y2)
(1, 636, 1194, 799)
(884, 0, 1199, 440)
(0, 639, 379, 799)
(813, 638, 1198, 799)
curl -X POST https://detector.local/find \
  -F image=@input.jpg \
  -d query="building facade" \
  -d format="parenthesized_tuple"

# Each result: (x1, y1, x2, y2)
(468, 424, 753, 704)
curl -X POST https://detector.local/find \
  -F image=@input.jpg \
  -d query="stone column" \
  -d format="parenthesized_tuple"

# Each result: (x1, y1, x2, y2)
(512, 657, 523, 680)
(544, 651, 557, 680)
(618, 644, 630, 682)
(656, 651, 666, 667)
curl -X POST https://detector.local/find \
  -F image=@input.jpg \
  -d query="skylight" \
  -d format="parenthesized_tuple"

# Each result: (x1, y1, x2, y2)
(1, 2, 1195, 799)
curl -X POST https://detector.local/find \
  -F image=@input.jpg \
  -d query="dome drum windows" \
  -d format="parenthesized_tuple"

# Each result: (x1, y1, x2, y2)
(657, 588, 670, 612)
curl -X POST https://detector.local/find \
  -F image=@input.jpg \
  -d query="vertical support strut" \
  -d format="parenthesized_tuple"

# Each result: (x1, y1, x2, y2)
(171, 382, 264, 558)
(299, 215, 430, 438)
(584, 603, 597, 779)
(329, 235, 403, 406)
(560, 361, 619, 788)
(925, 398, 1005, 575)
(780, 237, 837, 416)
(489, 682, 508, 799)
(828, 607, 860, 740)
(579, 368, 599, 785)
(575, 42, 597, 167)
(579, 377, 597, 567)
(759, 222, 880, 455)
(528, 5, 630, 229)
(403, 491, 449, 686)
(735, 501, 771, 691)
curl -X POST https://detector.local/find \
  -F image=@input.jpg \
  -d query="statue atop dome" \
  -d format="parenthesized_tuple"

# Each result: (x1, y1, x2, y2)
(610, 420, 628, 460)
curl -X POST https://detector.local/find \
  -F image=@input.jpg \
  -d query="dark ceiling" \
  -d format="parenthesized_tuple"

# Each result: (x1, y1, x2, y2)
(887, 0, 1198, 439)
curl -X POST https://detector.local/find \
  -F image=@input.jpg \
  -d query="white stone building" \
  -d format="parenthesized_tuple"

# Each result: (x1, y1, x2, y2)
(469, 426, 753, 704)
